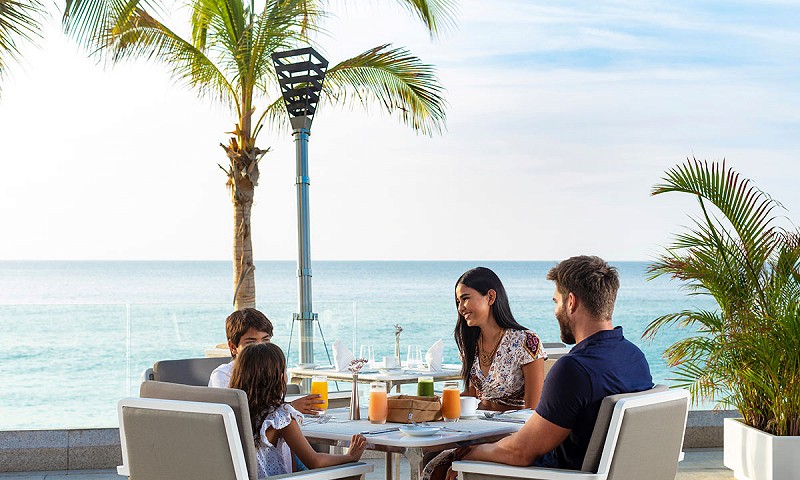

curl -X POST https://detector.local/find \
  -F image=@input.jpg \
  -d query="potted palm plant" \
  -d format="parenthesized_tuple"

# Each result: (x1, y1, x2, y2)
(644, 159, 800, 480)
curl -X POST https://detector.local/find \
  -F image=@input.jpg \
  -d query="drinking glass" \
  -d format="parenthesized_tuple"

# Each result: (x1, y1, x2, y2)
(406, 345, 421, 369)
(417, 376, 434, 396)
(310, 375, 329, 414)
(441, 381, 461, 422)
(369, 381, 388, 424)
(360, 344, 375, 366)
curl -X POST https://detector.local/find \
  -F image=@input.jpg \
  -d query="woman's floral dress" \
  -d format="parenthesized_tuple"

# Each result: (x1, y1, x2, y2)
(469, 328, 547, 408)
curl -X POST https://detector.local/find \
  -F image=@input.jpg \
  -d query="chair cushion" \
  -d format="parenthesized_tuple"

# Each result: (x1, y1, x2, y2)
(153, 357, 231, 386)
(140, 381, 258, 480)
(580, 384, 668, 472)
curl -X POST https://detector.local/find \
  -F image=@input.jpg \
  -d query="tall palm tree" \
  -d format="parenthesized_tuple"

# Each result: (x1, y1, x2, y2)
(0, 0, 48, 97)
(61, 0, 453, 308)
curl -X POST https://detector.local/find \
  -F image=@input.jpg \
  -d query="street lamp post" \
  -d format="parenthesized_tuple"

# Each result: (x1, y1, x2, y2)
(271, 47, 328, 367)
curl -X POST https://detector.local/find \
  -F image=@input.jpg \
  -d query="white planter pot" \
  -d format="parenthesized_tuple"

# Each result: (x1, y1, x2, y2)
(723, 417, 800, 480)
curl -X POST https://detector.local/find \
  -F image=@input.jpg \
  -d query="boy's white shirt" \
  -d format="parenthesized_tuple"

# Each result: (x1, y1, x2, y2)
(208, 360, 235, 387)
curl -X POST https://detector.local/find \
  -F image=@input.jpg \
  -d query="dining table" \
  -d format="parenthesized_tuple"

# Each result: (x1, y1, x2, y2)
(300, 407, 528, 480)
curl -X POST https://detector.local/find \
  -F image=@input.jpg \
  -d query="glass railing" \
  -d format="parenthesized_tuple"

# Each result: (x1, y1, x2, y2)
(0, 299, 714, 431)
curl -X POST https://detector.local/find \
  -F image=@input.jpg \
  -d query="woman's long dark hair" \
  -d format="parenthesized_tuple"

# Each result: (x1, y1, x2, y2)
(454, 267, 526, 386)
(230, 342, 287, 447)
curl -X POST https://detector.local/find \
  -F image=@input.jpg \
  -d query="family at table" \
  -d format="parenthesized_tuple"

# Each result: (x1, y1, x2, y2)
(206, 255, 654, 480)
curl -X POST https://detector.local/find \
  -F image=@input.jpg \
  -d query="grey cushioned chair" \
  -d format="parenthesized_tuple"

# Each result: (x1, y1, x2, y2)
(130, 381, 371, 480)
(452, 386, 689, 480)
(144, 357, 301, 394)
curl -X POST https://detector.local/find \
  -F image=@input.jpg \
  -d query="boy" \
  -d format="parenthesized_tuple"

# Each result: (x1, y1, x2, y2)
(209, 308, 324, 415)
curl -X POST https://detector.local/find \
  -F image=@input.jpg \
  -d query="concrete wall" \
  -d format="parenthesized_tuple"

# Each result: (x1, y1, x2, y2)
(0, 429, 121, 472)
(0, 410, 740, 472)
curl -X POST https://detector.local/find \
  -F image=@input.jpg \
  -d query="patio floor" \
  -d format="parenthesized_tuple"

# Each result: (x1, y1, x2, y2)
(0, 448, 733, 479)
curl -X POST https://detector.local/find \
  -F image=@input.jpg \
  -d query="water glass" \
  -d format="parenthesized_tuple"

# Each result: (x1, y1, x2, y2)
(359, 344, 375, 366)
(406, 345, 421, 369)
(441, 381, 460, 422)
(310, 375, 329, 414)
(369, 381, 388, 424)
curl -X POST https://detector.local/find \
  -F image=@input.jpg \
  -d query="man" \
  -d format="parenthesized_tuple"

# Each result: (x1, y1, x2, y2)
(436, 256, 653, 479)
(209, 308, 324, 415)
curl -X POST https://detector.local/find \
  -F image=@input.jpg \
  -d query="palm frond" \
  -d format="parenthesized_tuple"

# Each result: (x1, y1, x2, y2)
(63, 0, 165, 51)
(0, 0, 48, 92)
(323, 44, 446, 136)
(392, 0, 457, 38)
(110, 8, 237, 107)
(653, 159, 779, 263)
(252, 94, 290, 139)
(250, 0, 322, 95)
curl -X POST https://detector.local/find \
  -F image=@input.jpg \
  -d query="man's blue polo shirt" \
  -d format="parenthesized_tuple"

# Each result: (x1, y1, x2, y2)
(534, 326, 653, 470)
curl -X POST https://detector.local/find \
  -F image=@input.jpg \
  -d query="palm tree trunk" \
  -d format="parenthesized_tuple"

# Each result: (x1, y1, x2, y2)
(232, 191, 256, 309)
(222, 119, 263, 310)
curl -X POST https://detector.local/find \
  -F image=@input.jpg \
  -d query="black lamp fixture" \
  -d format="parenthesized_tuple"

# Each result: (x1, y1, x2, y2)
(272, 47, 329, 131)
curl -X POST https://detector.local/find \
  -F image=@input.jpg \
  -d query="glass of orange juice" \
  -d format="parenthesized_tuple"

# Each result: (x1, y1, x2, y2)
(368, 381, 388, 424)
(441, 381, 461, 422)
(310, 375, 329, 414)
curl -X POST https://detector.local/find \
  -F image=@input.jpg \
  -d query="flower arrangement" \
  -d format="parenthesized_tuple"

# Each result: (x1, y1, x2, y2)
(348, 358, 369, 374)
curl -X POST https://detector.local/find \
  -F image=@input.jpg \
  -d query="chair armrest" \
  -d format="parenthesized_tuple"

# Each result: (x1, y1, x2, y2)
(452, 461, 602, 480)
(265, 462, 373, 480)
(140, 367, 154, 383)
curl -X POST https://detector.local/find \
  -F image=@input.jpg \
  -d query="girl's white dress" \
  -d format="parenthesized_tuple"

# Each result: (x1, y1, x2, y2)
(256, 403, 304, 477)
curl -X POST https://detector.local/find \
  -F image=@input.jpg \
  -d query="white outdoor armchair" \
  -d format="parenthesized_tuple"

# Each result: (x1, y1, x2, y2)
(119, 381, 372, 480)
(452, 387, 690, 480)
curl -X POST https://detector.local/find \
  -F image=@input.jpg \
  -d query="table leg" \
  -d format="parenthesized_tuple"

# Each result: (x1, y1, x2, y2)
(385, 452, 394, 480)
(405, 447, 425, 480)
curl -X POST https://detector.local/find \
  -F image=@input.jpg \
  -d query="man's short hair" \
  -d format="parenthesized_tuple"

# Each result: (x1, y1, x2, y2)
(546, 255, 619, 321)
(226, 308, 274, 346)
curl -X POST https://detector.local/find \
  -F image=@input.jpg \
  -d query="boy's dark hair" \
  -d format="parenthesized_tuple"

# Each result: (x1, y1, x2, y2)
(546, 255, 620, 321)
(226, 308, 274, 346)
(229, 342, 286, 448)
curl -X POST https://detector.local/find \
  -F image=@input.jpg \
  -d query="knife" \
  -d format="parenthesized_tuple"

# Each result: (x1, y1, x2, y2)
(360, 427, 401, 435)
(481, 417, 526, 424)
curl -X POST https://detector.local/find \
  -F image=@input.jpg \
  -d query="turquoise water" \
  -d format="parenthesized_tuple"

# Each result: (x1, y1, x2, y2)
(0, 261, 714, 430)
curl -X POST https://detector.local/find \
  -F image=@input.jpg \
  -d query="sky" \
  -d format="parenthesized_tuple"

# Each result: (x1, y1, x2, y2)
(1, 0, 799, 262)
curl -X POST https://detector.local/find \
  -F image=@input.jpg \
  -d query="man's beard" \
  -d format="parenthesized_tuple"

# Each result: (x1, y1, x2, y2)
(556, 306, 576, 344)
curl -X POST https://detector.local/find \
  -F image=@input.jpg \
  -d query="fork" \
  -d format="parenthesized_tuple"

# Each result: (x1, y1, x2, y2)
(483, 409, 521, 418)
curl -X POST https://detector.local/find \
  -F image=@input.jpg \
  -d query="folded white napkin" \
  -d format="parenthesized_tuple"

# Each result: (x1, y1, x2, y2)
(426, 339, 444, 371)
(332, 339, 354, 372)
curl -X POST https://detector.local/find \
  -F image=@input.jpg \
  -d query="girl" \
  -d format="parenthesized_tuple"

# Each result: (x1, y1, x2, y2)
(230, 342, 367, 477)
(454, 267, 547, 411)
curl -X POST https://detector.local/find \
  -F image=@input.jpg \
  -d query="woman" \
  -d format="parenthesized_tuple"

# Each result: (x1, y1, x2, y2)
(454, 266, 546, 411)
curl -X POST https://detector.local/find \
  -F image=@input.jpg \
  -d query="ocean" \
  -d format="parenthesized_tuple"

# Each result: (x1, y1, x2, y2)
(0, 260, 714, 430)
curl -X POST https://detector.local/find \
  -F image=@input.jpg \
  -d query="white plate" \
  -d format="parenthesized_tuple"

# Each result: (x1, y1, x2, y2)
(297, 363, 319, 369)
(460, 413, 481, 419)
(398, 425, 442, 436)
(378, 368, 403, 374)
